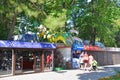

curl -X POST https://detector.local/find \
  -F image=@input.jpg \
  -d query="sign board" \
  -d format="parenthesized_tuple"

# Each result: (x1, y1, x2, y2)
(0, 40, 56, 49)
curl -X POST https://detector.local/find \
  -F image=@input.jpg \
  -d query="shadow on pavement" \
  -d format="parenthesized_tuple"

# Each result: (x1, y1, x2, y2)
(54, 70, 67, 73)
(76, 66, 120, 80)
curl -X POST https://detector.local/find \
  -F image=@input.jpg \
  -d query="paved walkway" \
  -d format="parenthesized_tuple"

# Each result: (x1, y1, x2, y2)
(0, 64, 120, 80)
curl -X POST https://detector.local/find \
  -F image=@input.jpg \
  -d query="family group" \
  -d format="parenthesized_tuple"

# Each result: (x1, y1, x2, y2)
(79, 51, 98, 71)
(72, 51, 98, 71)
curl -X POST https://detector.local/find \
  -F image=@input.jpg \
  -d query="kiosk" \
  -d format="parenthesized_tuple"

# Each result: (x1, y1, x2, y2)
(0, 40, 56, 76)
(72, 40, 84, 68)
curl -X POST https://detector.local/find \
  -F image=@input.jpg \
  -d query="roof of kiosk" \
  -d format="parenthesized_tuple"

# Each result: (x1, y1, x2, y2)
(0, 40, 56, 49)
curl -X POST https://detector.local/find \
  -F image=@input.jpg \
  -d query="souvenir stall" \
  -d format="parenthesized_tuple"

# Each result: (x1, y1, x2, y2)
(72, 40, 84, 69)
(0, 40, 56, 76)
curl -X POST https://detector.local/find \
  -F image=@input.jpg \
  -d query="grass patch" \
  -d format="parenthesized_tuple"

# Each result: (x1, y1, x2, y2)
(99, 72, 120, 80)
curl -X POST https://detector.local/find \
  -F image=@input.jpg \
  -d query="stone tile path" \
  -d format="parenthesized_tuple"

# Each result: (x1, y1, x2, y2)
(0, 64, 120, 80)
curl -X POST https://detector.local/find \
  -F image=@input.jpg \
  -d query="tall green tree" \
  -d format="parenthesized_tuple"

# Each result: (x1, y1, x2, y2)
(0, 0, 74, 40)
(67, 0, 120, 47)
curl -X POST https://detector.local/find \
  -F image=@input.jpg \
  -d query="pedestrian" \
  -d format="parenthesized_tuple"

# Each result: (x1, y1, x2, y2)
(88, 54, 94, 71)
(83, 51, 89, 70)
(46, 54, 52, 69)
(79, 51, 84, 69)
(92, 59, 98, 71)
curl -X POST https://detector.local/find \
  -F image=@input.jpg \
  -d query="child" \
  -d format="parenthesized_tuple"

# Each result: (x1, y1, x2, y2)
(92, 59, 98, 71)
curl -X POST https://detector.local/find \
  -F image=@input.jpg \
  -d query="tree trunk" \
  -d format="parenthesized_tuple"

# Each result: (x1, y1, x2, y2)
(90, 0, 96, 46)
(90, 27, 96, 45)
(7, 12, 17, 40)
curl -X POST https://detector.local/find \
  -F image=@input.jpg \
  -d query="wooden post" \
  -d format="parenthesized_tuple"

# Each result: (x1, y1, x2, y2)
(12, 49, 16, 75)
(21, 54, 23, 73)
(51, 50, 54, 71)
(33, 53, 37, 72)
(40, 50, 44, 72)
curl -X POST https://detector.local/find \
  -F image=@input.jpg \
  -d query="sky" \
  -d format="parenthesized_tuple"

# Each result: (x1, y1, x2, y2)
(87, 0, 91, 3)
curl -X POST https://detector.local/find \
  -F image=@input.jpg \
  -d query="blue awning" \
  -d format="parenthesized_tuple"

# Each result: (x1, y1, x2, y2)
(0, 40, 56, 49)
(72, 40, 84, 50)
(72, 45, 84, 50)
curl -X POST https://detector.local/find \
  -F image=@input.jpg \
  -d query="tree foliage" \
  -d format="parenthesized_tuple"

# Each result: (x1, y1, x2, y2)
(66, 0, 120, 47)
(0, 0, 120, 47)
(0, 0, 74, 40)
(43, 9, 67, 32)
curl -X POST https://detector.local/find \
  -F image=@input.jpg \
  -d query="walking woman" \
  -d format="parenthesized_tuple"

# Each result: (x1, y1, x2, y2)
(88, 54, 94, 71)
(83, 52, 89, 70)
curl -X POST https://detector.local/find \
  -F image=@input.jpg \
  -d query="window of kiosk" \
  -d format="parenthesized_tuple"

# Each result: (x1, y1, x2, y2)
(0, 50, 12, 75)
(35, 51, 41, 71)
(15, 50, 22, 74)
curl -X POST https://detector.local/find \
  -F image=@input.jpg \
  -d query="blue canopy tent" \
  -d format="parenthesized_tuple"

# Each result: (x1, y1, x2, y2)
(0, 40, 56, 75)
